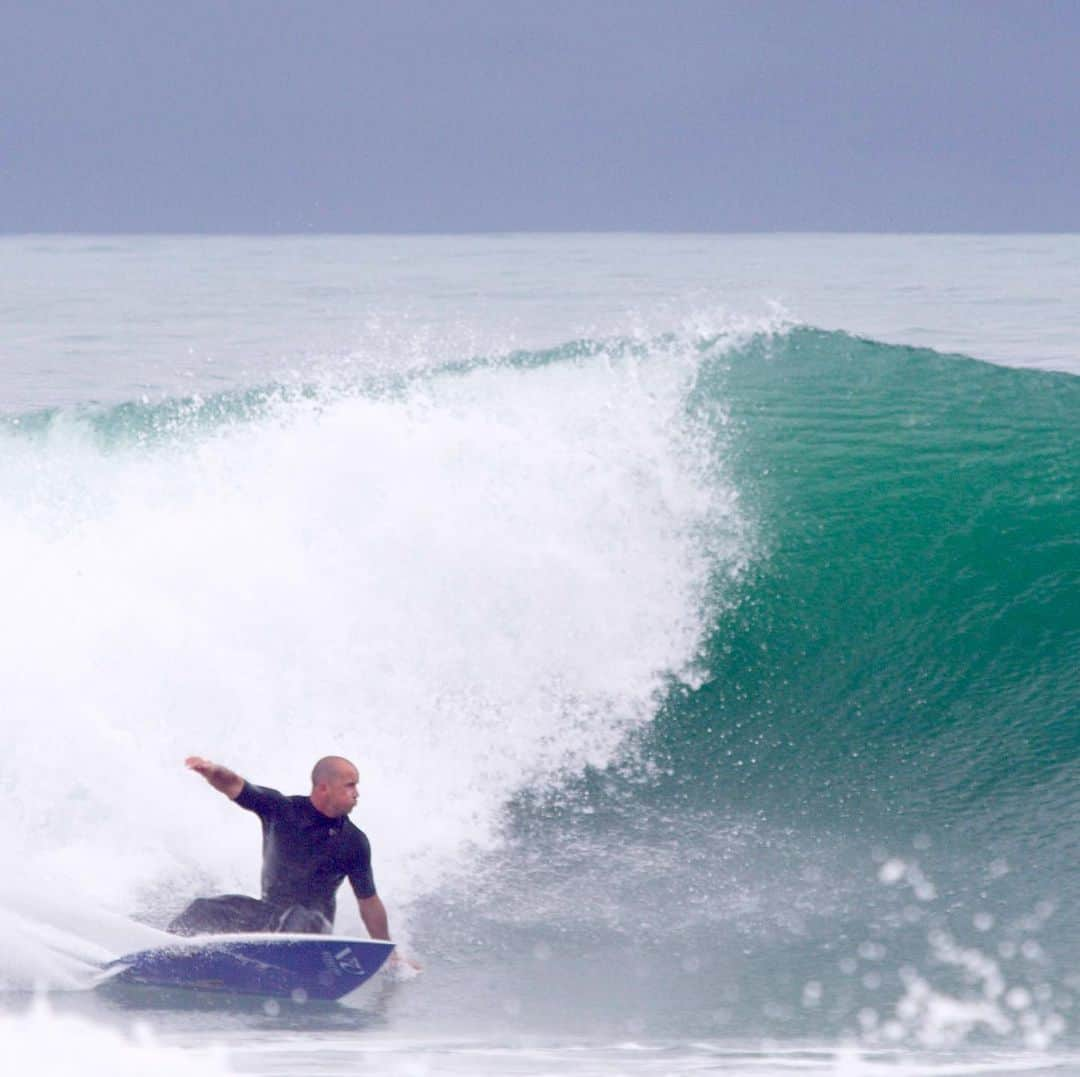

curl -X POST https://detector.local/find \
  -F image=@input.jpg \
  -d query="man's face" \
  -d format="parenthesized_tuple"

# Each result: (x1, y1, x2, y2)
(323, 764, 360, 818)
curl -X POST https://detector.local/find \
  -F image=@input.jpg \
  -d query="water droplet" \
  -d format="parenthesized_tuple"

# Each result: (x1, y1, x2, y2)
(878, 859, 905, 884)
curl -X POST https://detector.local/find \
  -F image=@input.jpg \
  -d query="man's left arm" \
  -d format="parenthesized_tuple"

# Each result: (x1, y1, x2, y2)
(357, 894, 390, 940)
(358, 894, 420, 970)
(348, 832, 390, 941)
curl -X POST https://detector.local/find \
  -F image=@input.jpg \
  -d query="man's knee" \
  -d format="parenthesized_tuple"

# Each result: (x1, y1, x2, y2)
(168, 894, 270, 935)
(169, 897, 217, 935)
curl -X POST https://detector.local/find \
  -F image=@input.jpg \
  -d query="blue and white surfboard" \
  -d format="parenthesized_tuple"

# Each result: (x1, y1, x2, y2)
(100, 933, 395, 1001)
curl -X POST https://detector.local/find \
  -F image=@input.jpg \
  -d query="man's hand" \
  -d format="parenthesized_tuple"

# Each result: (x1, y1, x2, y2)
(388, 950, 423, 972)
(185, 756, 244, 799)
(357, 894, 421, 972)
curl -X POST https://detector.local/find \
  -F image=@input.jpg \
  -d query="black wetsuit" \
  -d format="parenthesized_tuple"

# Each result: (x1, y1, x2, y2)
(169, 782, 376, 936)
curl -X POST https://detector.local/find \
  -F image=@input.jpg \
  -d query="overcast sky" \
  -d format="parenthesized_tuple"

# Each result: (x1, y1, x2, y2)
(2, 0, 1078, 232)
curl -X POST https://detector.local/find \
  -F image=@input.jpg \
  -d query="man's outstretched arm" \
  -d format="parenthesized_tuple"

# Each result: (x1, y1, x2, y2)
(185, 756, 244, 799)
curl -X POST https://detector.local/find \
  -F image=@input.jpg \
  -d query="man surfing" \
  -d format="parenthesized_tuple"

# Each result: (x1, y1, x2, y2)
(170, 755, 393, 944)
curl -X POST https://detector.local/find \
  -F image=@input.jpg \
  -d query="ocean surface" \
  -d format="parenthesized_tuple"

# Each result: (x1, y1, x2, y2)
(1, 234, 1077, 1075)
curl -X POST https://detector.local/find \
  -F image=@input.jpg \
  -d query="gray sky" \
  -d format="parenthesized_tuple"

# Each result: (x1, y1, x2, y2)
(2, 0, 1078, 232)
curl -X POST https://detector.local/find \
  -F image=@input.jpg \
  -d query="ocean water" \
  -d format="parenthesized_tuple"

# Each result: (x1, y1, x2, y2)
(1, 235, 1077, 1076)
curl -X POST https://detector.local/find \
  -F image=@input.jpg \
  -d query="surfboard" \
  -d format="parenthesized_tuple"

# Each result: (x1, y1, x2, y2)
(98, 933, 395, 1001)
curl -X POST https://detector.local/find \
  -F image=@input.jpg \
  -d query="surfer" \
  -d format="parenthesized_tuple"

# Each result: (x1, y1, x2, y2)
(169, 755, 393, 942)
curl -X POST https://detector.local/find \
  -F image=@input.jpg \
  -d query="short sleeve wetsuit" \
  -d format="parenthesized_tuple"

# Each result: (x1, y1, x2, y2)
(235, 782, 376, 923)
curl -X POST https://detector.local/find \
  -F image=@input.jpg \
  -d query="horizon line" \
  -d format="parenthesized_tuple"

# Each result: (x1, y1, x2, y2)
(3, 229, 1080, 239)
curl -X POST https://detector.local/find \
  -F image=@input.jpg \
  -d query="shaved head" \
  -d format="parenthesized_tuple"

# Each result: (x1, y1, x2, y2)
(309, 755, 360, 818)
(311, 755, 355, 787)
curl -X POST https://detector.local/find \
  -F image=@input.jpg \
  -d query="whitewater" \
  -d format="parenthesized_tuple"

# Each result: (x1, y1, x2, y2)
(1, 235, 1078, 1076)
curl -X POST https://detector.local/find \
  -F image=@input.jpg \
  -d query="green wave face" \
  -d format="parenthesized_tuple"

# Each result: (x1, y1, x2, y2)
(668, 328, 1079, 833)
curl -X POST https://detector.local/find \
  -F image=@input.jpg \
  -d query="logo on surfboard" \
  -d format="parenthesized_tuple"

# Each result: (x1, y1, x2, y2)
(332, 946, 366, 976)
